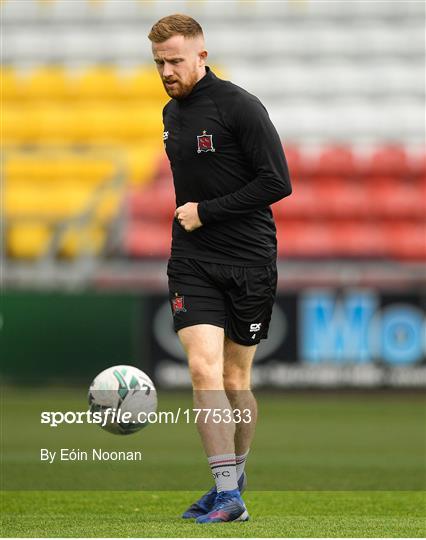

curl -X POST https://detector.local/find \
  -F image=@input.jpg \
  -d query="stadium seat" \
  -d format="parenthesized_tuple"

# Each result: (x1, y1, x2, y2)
(5, 183, 94, 221)
(330, 221, 390, 257)
(277, 220, 392, 258)
(282, 145, 304, 180)
(23, 66, 70, 100)
(114, 106, 163, 141)
(364, 145, 409, 177)
(3, 103, 163, 144)
(7, 223, 51, 259)
(368, 177, 426, 218)
(273, 182, 318, 219)
(314, 146, 358, 178)
(124, 144, 165, 185)
(124, 220, 171, 258)
(315, 178, 370, 218)
(59, 224, 105, 258)
(94, 191, 122, 224)
(75, 66, 123, 100)
(389, 222, 426, 260)
(410, 150, 426, 178)
(276, 220, 336, 258)
(123, 67, 168, 101)
(4, 155, 117, 184)
(275, 178, 370, 220)
(154, 154, 173, 182)
(1, 66, 22, 100)
(3, 106, 41, 144)
(127, 184, 175, 221)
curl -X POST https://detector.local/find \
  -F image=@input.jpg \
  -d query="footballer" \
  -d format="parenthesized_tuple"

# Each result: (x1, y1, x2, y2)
(148, 14, 291, 523)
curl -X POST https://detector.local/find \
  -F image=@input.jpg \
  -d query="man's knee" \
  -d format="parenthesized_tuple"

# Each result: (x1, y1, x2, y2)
(177, 324, 225, 389)
(189, 354, 223, 389)
(223, 338, 255, 391)
(223, 366, 251, 391)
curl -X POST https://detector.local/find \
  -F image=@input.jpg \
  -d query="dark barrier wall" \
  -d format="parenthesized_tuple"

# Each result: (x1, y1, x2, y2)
(1, 289, 425, 387)
(0, 292, 148, 381)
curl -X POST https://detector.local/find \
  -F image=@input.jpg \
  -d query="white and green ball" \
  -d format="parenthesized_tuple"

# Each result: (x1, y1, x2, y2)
(88, 365, 157, 435)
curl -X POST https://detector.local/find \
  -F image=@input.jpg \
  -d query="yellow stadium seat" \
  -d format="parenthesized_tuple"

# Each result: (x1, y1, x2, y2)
(4, 155, 117, 184)
(94, 191, 121, 222)
(4, 158, 62, 181)
(38, 106, 84, 143)
(5, 184, 44, 218)
(124, 143, 163, 185)
(5, 183, 94, 220)
(59, 225, 105, 258)
(69, 157, 116, 181)
(7, 223, 51, 259)
(2, 66, 22, 101)
(3, 106, 42, 144)
(23, 66, 70, 100)
(4, 147, 161, 187)
(76, 66, 123, 100)
(81, 106, 122, 143)
(4, 101, 164, 144)
(123, 67, 168, 101)
(115, 105, 163, 141)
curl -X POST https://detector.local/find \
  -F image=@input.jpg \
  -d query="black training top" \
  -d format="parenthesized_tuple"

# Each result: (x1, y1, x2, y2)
(162, 67, 292, 266)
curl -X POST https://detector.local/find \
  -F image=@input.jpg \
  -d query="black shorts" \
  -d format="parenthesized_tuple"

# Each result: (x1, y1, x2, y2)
(167, 257, 278, 346)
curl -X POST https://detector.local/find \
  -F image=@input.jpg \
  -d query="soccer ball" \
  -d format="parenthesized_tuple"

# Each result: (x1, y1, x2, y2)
(88, 365, 157, 435)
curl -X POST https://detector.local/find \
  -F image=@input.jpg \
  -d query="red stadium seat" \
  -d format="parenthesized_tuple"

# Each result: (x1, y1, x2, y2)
(275, 177, 370, 220)
(411, 151, 426, 179)
(277, 220, 390, 258)
(364, 145, 409, 177)
(330, 221, 389, 257)
(123, 143, 425, 263)
(315, 178, 369, 218)
(273, 181, 318, 219)
(154, 154, 173, 182)
(277, 220, 336, 257)
(124, 220, 171, 258)
(389, 222, 426, 260)
(314, 146, 358, 178)
(127, 184, 175, 221)
(368, 177, 426, 218)
(277, 218, 425, 260)
(282, 145, 303, 180)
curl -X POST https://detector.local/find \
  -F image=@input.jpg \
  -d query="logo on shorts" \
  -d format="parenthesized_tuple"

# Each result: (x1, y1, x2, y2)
(250, 323, 262, 332)
(171, 294, 187, 316)
(197, 130, 215, 153)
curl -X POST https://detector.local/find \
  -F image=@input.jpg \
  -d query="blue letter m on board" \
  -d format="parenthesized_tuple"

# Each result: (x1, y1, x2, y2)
(300, 290, 378, 364)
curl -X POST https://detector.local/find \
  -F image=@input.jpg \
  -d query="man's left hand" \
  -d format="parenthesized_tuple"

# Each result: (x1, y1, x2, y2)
(175, 202, 203, 232)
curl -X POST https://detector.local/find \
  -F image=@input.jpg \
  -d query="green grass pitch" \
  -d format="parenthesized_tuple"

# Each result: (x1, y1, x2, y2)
(2, 490, 425, 537)
(1, 388, 425, 537)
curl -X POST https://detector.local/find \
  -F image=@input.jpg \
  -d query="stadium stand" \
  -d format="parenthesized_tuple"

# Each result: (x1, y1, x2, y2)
(2, 0, 425, 266)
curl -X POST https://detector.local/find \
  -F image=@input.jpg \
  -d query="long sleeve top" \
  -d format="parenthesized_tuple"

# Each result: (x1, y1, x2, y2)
(162, 67, 292, 266)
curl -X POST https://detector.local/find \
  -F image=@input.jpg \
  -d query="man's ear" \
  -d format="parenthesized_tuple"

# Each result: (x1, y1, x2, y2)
(199, 49, 208, 65)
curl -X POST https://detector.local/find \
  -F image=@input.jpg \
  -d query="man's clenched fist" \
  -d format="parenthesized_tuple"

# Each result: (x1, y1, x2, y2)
(175, 202, 203, 232)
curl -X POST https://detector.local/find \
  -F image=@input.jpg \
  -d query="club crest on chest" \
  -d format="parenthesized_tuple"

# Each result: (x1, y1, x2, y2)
(197, 130, 215, 153)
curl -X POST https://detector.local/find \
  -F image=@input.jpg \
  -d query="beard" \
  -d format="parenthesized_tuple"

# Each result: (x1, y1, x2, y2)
(163, 70, 200, 100)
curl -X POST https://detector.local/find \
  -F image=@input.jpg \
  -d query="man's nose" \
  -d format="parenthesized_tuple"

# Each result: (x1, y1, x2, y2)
(163, 63, 174, 78)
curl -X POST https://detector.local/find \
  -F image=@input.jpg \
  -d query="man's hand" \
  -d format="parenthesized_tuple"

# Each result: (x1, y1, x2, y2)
(175, 202, 203, 232)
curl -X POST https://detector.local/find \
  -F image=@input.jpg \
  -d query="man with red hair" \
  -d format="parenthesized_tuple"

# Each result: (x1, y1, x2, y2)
(149, 13, 291, 524)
